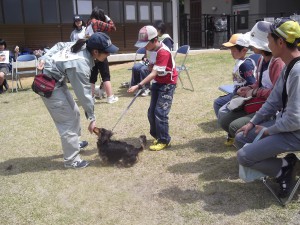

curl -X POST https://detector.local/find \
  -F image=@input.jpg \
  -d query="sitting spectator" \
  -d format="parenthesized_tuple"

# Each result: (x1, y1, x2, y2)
(154, 20, 174, 50)
(130, 21, 174, 97)
(0, 39, 19, 93)
(70, 15, 86, 42)
(213, 33, 256, 118)
(218, 21, 285, 146)
(86, 7, 118, 104)
(235, 18, 300, 198)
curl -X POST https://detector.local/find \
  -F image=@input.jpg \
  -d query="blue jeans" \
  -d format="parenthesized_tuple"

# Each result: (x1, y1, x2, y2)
(213, 93, 234, 117)
(131, 63, 150, 88)
(148, 83, 176, 144)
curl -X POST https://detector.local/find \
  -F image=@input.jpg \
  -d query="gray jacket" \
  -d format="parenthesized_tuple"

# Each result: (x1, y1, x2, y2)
(251, 61, 300, 139)
(40, 42, 95, 121)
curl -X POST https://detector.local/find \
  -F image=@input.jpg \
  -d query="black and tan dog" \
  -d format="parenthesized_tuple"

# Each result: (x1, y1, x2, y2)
(93, 127, 146, 167)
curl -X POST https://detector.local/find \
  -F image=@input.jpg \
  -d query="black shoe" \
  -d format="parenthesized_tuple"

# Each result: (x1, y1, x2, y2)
(3, 79, 9, 90)
(79, 140, 88, 149)
(276, 153, 298, 198)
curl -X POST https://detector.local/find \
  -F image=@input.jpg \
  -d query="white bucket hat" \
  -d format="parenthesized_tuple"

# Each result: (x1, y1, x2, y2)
(249, 21, 271, 52)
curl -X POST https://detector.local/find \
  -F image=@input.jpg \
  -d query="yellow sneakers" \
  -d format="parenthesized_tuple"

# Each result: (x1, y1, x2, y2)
(149, 142, 170, 151)
(224, 137, 234, 146)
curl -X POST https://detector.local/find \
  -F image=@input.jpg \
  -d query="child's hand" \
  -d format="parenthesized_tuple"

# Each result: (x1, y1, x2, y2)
(128, 85, 138, 93)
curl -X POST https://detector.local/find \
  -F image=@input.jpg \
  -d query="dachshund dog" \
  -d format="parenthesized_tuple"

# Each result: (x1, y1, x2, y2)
(93, 127, 146, 167)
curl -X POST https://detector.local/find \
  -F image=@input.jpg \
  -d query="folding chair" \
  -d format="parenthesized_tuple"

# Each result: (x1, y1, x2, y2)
(12, 54, 38, 92)
(174, 45, 194, 91)
(262, 163, 300, 206)
(218, 84, 234, 94)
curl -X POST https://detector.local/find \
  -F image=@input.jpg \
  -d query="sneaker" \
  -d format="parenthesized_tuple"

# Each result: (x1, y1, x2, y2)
(95, 85, 106, 99)
(107, 95, 119, 104)
(276, 153, 298, 198)
(149, 142, 170, 151)
(79, 141, 88, 150)
(224, 137, 234, 146)
(64, 155, 89, 169)
(141, 88, 150, 97)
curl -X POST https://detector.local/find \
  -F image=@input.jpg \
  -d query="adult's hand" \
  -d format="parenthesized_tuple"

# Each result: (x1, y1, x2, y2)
(236, 122, 254, 137)
(254, 125, 269, 137)
(37, 59, 45, 71)
(88, 120, 96, 134)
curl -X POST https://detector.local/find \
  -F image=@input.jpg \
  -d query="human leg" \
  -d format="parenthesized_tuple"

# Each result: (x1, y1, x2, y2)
(42, 84, 88, 167)
(228, 113, 255, 138)
(89, 62, 99, 97)
(149, 84, 176, 151)
(218, 109, 248, 134)
(99, 58, 118, 103)
(213, 93, 234, 117)
(148, 83, 159, 139)
(237, 130, 300, 197)
(131, 63, 144, 86)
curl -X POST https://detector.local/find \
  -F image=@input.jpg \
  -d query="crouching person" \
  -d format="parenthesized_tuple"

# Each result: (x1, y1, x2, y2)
(235, 18, 300, 198)
(37, 32, 119, 168)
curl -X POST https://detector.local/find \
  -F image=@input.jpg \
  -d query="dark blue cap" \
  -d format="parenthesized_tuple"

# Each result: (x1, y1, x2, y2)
(73, 15, 83, 22)
(86, 32, 119, 53)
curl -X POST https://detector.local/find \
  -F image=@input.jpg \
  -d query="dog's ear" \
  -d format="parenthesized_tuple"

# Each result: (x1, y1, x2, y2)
(93, 127, 100, 135)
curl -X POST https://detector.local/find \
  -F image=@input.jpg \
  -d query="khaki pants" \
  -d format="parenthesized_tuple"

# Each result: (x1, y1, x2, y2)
(42, 83, 81, 161)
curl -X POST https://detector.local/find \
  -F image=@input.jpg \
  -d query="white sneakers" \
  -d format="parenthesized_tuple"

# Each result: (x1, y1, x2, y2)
(94, 85, 106, 99)
(107, 95, 119, 104)
(141, 88, 151, 97)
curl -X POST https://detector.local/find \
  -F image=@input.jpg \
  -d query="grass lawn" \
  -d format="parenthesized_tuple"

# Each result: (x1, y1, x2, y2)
(0, 50, 299, 225)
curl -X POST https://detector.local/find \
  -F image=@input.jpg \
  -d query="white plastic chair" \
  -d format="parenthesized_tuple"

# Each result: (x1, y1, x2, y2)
(12, 54, 37, 92)
(174, 45, 194, 91)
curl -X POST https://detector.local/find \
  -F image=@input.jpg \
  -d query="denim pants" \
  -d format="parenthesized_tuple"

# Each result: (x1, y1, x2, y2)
(235, 120, 300, 177)
(131, 63, 150, 88)
(148, 83, 176, 144)
(213, 93, 234, 117)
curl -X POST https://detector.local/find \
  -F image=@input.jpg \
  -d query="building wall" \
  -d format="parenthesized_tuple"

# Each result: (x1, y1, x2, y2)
(0, 0, 173, 53)
(201, 0, 232, 15)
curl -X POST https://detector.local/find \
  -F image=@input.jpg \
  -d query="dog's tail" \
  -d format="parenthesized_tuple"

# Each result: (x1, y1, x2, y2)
(138, 135, 147, 151)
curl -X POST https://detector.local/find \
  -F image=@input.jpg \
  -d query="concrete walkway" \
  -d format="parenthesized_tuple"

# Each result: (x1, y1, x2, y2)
(107, 48, 220, 63)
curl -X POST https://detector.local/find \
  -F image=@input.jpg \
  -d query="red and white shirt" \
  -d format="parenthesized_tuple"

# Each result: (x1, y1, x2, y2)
(151, 43, 178, 84)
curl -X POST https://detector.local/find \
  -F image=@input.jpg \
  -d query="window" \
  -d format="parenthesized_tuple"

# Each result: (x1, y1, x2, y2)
(3, 0, 23, 24)
(42, 0, 59, 23)
(109, 1, 123, 23)
(93, 0, 108, 13)
(24, 0, 42, 24)
(59, 0, 75, 23)
(152, 2, 163, 22)
(138, 2, 150, 22)
(125, 1, 136, 22)
(75, 0, 92, 15)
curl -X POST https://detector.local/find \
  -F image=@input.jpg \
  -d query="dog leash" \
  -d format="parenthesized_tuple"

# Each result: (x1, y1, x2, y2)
(111, 88, 144, 132)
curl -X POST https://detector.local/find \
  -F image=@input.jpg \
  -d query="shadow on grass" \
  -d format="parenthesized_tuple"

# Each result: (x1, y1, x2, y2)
(169, 137, 237, 153)
(198, 119, 222, 133)
(158, 181, 275, 215)
(0, 136, 145, 176)
(167, 156, 238, 180)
